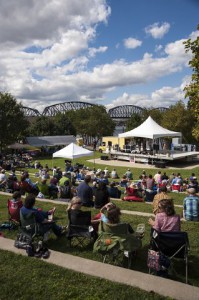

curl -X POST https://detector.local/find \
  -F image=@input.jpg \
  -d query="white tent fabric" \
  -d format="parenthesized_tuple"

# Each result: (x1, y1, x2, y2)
(119, 116, 182, 139)
(53, 143, 93, 159)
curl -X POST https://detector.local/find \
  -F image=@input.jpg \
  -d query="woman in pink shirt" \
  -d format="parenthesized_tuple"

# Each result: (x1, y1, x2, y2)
(148, 199, 181, 232)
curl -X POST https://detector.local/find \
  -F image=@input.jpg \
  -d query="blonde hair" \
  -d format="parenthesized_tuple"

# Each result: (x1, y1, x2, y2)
(67, 196, 82, 211)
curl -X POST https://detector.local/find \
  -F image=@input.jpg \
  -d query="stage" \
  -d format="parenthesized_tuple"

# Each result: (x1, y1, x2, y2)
(88, 150, 199, 169)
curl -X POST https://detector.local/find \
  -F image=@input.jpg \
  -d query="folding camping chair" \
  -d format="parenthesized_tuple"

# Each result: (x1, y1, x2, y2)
(67, 210, 96, 247)
(149, 230, 190, 283)
(7, 199, 23, 227)
(94, 221, 142, 269)
(19, 210, 50, 245)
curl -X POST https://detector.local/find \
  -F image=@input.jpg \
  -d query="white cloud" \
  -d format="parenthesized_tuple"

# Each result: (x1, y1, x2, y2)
(106, 81, 186, 110)
(124, 38, 142, 49)
(145, 22, 170, 39)
(0, 1, 196, 113)
(88, 46, 108, 57)
(155, 45, 163, 52)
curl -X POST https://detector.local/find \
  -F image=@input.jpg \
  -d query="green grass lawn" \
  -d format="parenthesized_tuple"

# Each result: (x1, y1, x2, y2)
(0, 154, 199, 298)
(1, 192, 199, 287)
(0, 249, 171, 300)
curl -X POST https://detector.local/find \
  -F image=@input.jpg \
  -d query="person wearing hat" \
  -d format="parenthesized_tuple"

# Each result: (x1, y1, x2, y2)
(183, 188, 199, 221)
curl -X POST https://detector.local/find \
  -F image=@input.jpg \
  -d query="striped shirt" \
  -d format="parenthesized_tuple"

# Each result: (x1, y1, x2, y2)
(183, 195, 199, 221)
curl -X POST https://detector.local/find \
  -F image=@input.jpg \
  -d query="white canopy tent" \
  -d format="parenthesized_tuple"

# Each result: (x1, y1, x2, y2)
(119, 116, 182, 139)
(53, 143, 93, 159)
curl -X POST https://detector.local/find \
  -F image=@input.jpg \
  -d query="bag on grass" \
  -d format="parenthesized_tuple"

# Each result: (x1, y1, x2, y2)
(14, 233, 32, 250)
(147, 249, 170, 271)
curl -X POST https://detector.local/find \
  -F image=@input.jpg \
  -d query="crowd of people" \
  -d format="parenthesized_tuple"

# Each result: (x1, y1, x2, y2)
(1, 160, 198, 280)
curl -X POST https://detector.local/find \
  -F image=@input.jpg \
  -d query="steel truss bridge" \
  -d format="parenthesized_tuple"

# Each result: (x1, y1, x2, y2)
(21, 101, 168, 121)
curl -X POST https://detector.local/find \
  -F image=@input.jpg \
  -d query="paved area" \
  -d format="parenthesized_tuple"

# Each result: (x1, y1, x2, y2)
(0, 237, 199, 300)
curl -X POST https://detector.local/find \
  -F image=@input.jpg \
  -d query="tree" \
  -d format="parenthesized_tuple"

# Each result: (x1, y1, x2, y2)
(28, 116, 57, 136)
(141, 108, 164, 125)
(54, 112, 76, 136)
(161, 101, 197, 144)
(184, 24, 199, 141)
(0, 92, 28, 152)
(70, 105, 115, 142)
(126, 113, 142, 131)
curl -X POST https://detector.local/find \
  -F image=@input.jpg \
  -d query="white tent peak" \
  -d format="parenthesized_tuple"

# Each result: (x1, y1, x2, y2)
(53, 143, 93, 159)
(119, 116, 182, 139)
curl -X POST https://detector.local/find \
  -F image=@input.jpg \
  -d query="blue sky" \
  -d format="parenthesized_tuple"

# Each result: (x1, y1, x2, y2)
(0, 0, 198, 113)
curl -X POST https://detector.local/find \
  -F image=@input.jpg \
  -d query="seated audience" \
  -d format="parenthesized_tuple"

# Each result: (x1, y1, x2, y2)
(97, 171, 109, 185)
(94, 203, 142, 251)
(19, 174, 38, 195)
(154, 171, 161, 184)
(104, 167, 110, 178)
(37, 179, 50, 199)
(148, 199, 181, 232)
(125, 169, 133, 180)
(125, 183, 140, 198)
(119, 175, 128, 187)
(183, 188, 199, 221)
(8, 191, 23, 222)
(59, 172, 70, 187)
(77, 175, 94, 207)
(20, 194, 64, 237)
(152, 186, 172, 215)
(146, 174, 155, 191)
(0, 169, 7, 190)
(187, 177, 198, 192)
(93, 181, 110, 209)
(111, 168, 119, 179)
(5, 173, 20, 193)
(107, 181, 121, 199)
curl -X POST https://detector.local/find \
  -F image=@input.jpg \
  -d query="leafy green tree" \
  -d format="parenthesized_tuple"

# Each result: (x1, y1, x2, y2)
(184, 24, 199, 141)
(141, 108, 164, 125)
(126, 113, 142, 131)
(161, 101, 197, 144)
(28, 116, 57, 136)
(70, 105, 115, 141)
(54, 112, 76, 136)
(0, 92, 28, 152)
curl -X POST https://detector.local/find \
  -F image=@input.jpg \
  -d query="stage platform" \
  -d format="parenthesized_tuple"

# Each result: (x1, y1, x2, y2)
(108, 150, 199, 164)
(88, 151, 199, 169)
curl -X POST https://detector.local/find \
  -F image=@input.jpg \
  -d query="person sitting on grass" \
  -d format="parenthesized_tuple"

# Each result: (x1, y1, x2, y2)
(20, 194, 64, 237)
(37, 179, 50, 199)
(183, 188, 199, 221)
(111, 168, 119, 179)
(148, 199, 181, 232)
(93, 181, 110, 209)
(152, 186, 172, 215)
(107, 181, 121, 199)
(119, 175, 129, 188)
